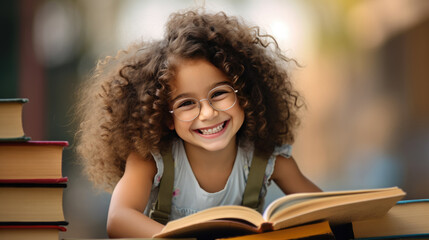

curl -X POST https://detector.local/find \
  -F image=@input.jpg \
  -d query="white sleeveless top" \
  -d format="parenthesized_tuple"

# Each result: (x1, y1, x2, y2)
(144, 139, 292, 221)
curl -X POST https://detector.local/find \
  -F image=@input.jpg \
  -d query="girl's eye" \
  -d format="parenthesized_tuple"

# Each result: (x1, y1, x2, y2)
(210, 90, 229, 101)
(176, 99, 197, 110)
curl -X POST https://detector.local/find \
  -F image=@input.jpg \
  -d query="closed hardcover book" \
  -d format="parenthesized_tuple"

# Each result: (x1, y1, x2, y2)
(352, 199, 429, 239)
(0, 98, 30, 141)
(217, 220, 335, 240)
(0, 141, 68, 180)
(0, 182, 67, 225)
(0, 225, 67, 240)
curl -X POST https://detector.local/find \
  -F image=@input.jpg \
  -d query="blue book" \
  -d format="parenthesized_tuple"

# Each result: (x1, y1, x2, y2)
(352, 199, 429, 239)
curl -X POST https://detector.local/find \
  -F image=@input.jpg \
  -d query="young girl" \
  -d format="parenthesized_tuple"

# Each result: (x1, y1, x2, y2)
(76, 9, 321, 238)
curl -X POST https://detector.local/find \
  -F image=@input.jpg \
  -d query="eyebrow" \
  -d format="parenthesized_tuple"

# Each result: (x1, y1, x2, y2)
(170, 81, 231, 103)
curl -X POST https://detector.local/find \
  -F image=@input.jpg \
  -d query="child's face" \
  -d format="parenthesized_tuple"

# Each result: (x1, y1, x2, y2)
(169, 58, 245, 153)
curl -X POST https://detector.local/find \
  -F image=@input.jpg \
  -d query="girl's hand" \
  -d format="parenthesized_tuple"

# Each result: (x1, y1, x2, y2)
(107, 152, 164, 237)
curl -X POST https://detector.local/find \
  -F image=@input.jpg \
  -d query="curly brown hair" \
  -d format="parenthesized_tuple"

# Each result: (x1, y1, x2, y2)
(76, 9, 303, 192)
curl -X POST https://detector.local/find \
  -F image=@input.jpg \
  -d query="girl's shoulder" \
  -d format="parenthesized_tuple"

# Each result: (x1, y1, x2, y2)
(149, 149, 167, 190)
(272, 144, 293, 158)
(240, 141, 293, 181)
(242, 140, 293, 161)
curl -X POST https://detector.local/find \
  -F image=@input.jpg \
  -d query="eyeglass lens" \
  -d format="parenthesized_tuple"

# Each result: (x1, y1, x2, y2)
(171, 85, 237, 121)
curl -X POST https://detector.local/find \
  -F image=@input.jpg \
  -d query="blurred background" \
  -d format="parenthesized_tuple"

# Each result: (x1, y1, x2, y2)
(1, 0, 428, 238)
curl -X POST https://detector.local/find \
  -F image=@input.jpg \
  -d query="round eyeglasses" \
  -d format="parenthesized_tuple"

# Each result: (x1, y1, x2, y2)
(169, 85, 238, 122)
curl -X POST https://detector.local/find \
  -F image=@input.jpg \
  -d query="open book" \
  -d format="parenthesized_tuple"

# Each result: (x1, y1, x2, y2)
(154, 187, 405, 239)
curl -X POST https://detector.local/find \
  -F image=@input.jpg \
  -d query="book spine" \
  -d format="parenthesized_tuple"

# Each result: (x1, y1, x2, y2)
(297, 233, 336, 240)
(0, 136, 31, 142)
(0, 221, 68, 226)
(355, 233, 429, 240)
(0, 177, 68, 184)
(0, 225, 67, 231)
(0, 98, 29, 103)
(0, 140, 69, 146)
(396, 199, 429, 204)
(259, 222, 274, 232)
(0, 182, 67, 188)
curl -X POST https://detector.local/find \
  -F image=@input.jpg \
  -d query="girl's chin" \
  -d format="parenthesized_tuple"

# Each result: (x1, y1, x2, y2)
(195, 141, 232, 152)
(188, 135, 235, 153)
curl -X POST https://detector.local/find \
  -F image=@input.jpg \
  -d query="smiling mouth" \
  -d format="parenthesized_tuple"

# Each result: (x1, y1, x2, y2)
(197, 121, 227, 135)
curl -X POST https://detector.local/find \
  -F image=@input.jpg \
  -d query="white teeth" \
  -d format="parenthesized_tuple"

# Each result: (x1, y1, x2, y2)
(200, 123, 224, 135)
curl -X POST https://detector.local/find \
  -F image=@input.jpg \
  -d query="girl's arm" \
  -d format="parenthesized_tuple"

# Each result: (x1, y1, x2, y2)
(107, 152, 164, 238)
(271, 155, 322, 194)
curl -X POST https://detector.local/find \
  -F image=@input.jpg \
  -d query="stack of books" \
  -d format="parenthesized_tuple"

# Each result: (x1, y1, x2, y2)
(0, 98, 68, 240)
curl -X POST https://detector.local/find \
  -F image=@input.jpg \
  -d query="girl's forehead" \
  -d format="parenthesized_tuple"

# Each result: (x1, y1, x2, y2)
(169, 59, 231, 97)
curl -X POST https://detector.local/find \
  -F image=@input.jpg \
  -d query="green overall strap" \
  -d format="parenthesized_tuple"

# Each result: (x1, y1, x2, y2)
(149, 150, 174, 225)
(150, 148, 269, 224)
(241, 150, 270, 210)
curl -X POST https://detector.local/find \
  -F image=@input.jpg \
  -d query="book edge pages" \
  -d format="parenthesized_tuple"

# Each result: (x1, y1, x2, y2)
(158, 206, 265, 236)
(154, 219, 262, 238)
(270, 190, 405, 230)
(263, 187, 401, 220)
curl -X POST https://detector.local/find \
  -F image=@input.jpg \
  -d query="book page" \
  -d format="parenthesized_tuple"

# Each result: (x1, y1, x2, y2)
(160, 205, 265, 234)
(263, 187, 401, 220)
(269, 189, 404, 230)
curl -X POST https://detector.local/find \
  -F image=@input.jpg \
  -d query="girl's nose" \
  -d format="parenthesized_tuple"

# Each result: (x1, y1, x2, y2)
(198, 100, 217, 121)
